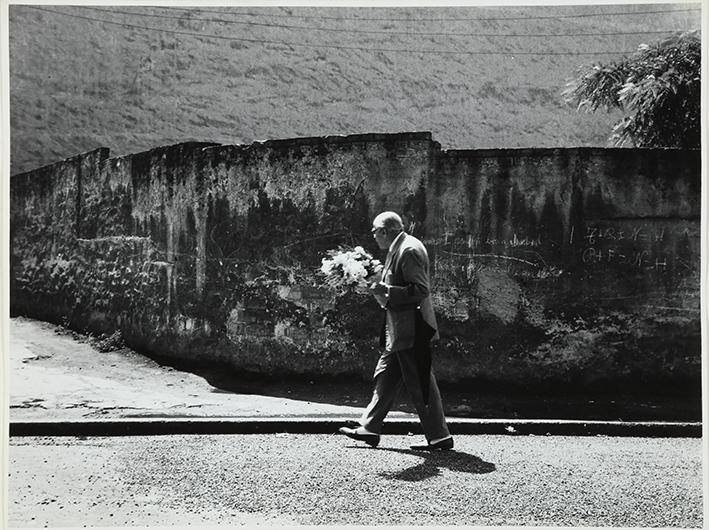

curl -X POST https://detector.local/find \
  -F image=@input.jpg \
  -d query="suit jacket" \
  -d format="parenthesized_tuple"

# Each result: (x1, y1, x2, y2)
(381, 232, 439, 352)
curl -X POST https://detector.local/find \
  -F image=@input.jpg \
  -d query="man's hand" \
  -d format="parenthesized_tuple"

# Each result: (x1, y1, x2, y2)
(370, 282, 388, 296)
(370, 281, 389, 309)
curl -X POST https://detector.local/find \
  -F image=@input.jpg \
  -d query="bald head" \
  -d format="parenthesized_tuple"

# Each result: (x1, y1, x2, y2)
(373, 211, 404, 232)
(372, 211, 404, 250)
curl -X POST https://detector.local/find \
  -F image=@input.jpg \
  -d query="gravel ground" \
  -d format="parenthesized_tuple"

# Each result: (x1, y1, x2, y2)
(9, 434, 704, 527)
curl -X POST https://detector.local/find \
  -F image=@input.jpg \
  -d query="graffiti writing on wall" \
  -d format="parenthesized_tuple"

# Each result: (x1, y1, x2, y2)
(468, 233, 543, 248)
(580, 224, 676, 272)
(581, 226, 665, 245)
(581, 247, 669, 270)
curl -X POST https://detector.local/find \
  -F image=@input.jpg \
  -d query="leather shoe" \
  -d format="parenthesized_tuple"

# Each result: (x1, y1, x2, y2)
(338, 426, 380, 448)
(410, 437, 454, 451)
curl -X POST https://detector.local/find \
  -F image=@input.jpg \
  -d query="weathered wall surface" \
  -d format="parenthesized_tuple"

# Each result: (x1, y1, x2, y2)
(10, 133, 701, 393)
(426, 147, 700, 388)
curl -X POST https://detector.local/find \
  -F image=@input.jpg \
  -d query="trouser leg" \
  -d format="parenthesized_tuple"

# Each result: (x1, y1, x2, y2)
(360, 350, 403, 434)
(396, 348, 450, 442)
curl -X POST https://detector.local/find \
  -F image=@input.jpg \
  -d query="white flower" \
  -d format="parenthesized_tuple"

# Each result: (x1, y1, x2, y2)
(320, 257, 335, 275)
(342, 259, 366, 283)
(332, 253, 349, 266)
(319, 245, 382, 291)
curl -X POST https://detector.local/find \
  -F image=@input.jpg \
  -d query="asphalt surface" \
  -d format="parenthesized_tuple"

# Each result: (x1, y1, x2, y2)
(8, 433, 704, 527)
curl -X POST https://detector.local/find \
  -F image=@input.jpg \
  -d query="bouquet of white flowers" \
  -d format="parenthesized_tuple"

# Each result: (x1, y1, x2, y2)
(320, 246, 383, 293)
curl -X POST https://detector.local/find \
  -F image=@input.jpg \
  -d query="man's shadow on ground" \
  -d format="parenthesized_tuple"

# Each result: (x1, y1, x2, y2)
(351, 446, 496, 482)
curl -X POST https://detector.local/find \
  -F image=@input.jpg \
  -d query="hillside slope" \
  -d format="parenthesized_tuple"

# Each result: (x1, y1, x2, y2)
(8, 4, 702, 175)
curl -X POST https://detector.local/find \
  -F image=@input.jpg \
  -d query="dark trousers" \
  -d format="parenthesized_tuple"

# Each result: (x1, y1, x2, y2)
(360, 347, 450, 441)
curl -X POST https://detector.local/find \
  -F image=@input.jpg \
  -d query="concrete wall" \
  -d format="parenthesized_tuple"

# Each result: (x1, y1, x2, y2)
(10, 132, 701, 393)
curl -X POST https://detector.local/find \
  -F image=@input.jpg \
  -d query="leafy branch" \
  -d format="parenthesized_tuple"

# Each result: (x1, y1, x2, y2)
(563, 31, 700, 148)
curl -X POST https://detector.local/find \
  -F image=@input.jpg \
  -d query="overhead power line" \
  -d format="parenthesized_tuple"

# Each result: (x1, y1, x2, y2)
(27, 6, 648, 56)
(150, 5, 702, 22)
(74, 5, 693, 38)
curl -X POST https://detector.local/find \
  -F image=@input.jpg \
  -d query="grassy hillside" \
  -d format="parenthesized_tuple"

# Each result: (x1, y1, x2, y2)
(8, 3, 702, 175)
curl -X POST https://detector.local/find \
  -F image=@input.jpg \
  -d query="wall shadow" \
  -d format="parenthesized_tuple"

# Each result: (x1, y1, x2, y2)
(162, 358, 703, 421)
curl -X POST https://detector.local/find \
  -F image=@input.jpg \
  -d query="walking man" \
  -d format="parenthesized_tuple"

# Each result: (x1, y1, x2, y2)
(339, 211, 453, 450)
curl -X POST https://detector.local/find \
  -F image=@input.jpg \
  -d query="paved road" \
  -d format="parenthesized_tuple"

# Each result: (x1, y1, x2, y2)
(8, 433, 704, 527)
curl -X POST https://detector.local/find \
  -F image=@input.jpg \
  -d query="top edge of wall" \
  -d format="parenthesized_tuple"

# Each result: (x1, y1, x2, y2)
(12, 134, 437, 176)
(12, 134, 701, 177)
(113, 141, 221, 160)
(204, 131, 435, 153)
(11, 147, 110, 179)
(441, 146, 701, 158)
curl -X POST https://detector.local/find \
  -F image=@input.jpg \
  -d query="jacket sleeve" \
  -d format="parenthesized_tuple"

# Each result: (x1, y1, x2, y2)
(387, 248, 430, 306)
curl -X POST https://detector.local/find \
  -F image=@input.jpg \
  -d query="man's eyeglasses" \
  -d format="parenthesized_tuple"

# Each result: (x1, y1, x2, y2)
(371, 227, 386, 235)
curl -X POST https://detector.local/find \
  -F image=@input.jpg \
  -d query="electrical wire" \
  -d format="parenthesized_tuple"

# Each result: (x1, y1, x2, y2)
(73, 5, 695, 38)
(26, 6, 654, 56)
(149, 5, 702, 22)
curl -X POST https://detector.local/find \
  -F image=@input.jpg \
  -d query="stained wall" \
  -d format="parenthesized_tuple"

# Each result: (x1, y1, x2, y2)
(10, 133, 701, 391)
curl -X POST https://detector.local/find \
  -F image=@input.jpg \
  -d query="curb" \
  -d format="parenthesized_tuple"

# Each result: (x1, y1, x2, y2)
(9, 417, 702, 438)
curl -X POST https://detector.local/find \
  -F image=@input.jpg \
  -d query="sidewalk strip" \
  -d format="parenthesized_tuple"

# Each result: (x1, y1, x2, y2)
(9, 418, 702, 438)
